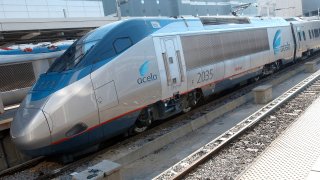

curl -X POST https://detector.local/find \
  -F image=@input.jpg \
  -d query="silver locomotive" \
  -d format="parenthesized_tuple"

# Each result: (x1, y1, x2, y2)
(10, 16, 320, 156)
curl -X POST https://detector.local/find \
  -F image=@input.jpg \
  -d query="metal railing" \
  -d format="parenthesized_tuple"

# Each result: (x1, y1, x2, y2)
(0, 52, 63, 111)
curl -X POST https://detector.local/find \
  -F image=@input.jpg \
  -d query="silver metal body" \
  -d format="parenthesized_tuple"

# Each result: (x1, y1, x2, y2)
(10, 17, 320, 156)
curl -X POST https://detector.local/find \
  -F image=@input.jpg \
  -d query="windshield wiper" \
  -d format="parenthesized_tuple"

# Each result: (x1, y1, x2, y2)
(73, 45, 96, 68)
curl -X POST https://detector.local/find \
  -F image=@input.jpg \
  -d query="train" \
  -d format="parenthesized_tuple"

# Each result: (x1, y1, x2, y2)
(10, 16, 320, 157)
(0, 41, 73, 64)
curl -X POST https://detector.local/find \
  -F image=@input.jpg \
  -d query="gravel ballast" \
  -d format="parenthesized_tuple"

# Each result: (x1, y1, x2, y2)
(185, 82, 320, 179)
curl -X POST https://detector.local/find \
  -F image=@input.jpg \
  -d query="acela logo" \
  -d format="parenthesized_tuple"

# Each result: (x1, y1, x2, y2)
(273, 30, 281, 55)
(137, 61, 158, 84)
(273, 29, 291, 55)
(139, 61, 149, 76)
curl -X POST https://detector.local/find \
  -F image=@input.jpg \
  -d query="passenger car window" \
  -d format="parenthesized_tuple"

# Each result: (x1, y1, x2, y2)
(113, 37, 133, 54)
(312, 30, 315, 38)
(315, 29, 319, 38)
(298, 32, 301, 41)
(309, 30, 312, 39)
(303, 31, 306, 41)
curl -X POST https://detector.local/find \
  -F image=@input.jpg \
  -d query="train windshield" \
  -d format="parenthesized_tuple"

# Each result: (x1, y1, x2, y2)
(47, 39, 97, 72)
(48, 22, 120, 72)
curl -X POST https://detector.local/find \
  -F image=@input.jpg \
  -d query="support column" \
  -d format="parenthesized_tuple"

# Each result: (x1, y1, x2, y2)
(305, 62, 317, 73)
(32, 59, 50, 80)
(0, 94, 4, 114)
(253, 85, 273, 104)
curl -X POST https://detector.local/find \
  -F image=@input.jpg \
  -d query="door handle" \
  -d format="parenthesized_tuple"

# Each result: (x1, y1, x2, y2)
(97, 97, 103, 104)
(162, 53, 172, 85)
(176, 50, 185, 82)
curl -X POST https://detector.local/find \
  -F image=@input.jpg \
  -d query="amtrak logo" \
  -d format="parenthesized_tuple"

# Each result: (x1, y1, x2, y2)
(137, 61, 158, 84)
(273, 30, 282, 55)
(139, 61, 150, 76)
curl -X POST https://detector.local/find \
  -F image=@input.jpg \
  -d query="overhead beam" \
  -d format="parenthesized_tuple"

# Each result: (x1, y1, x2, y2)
(21, 32, 41, 40)
(0, 43, 15, 48)
(57, 32, 65, 36)
(52, 39, 66, 43)
(0, 17, 120, 32)
(76, 30, 90, 36)
(0, 17, 125, 46)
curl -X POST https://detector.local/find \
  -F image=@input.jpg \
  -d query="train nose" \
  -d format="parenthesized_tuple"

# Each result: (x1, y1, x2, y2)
(10, 108, 51, 153)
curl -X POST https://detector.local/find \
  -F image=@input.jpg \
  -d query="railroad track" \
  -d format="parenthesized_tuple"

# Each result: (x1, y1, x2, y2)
(0, 156, 45, 177)
(153, 64, 320, 180)
(2, 52, 320, 179)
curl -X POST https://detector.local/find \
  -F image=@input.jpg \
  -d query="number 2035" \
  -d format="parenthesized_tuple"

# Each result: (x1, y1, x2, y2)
(197, 69, 214, 84)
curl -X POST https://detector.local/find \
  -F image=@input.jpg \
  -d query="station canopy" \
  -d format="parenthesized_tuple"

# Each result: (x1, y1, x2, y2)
(0, 17, 118, 47)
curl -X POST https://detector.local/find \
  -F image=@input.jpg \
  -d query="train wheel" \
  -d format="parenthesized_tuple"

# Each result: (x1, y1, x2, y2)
(181, 95, 192, 113)
(132, 125, 148, 133)
(181, 91, 203, 113)
(182, 106, 192, 113)
(131, 109, 152, 134)
(129, 121, 148, 135)
(275, 60, 282, 71)
(252, 75, 260, 82)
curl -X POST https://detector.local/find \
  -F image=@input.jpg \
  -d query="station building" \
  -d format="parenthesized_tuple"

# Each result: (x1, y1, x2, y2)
(255, 0, 320, 17)
(102, 0, 319, 18)
(256, 0, 303, 17)
(103, 0, 233, 17)
(1, 0, 318, 19)
(0, 0, 104, 18)
(302, 0, 320, 17)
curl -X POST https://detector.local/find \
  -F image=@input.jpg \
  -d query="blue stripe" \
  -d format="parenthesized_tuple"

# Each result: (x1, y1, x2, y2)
(30, 18, 178, 101)
(0, 44, 70, 55)
(20, 110, 140, 157)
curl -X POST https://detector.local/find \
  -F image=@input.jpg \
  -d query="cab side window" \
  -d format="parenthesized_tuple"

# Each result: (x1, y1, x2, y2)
(298, 32, 301, 41)
(309, 30, 312, 39)
(113, 37, 133, 54)
(314, 29, 319, 38)
(302, 31, 306, 41)
(312, 30, 315, 38)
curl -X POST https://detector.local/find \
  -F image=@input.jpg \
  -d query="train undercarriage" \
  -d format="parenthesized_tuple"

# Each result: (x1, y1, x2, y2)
(131, 54, 312, 134)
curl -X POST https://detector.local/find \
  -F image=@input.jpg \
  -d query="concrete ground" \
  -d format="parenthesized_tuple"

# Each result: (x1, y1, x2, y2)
(122, 67, 319, 180)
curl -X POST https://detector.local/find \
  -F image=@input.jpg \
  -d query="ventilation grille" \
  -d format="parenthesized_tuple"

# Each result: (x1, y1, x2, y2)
(200, 16, 251, 25)
(0, 63, 35, 92)
(181, 28, 269, 70)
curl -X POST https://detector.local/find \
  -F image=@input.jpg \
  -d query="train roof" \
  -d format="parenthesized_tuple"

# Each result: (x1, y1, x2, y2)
(46, 16, 315, 74)
(285, 16, 320, 25)
(74, 16, 293, 41)
(137, 16, 291, 37)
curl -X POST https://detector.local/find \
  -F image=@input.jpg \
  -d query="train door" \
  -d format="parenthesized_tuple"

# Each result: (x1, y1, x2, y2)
(290, 23, 303, 59)
(90, 65, 120, 138)
(296, 26, 303, 57)
(290, 23, 298, 61)
(159, 36, 186, 97)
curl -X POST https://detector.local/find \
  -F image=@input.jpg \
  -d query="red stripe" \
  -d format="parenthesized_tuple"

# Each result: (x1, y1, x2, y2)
(199, 66, 261, 89)
(51, 106, 147, 145)
(51, 66, 262, 145)
(163, 66, 262, 101)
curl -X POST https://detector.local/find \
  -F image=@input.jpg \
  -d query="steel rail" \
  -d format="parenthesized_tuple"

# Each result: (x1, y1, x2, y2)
(0, 156, 45, 177)
(153, 68, 320, 180)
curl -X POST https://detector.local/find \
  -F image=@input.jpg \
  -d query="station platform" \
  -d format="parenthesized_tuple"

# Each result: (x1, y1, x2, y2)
(239, 96, 320, 180)
(0, 106, 18, 131)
